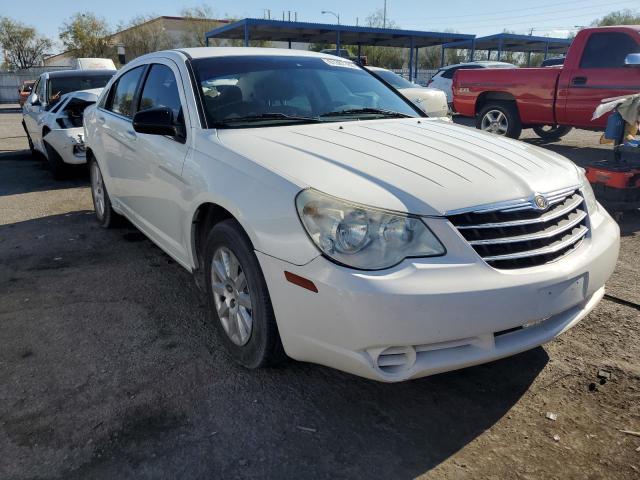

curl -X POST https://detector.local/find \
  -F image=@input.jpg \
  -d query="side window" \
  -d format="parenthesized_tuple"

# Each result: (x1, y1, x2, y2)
(107, 66, 144, 118)
(138, 64, 184, 124)
(441, 68, 458, 80)
(580, 33, 640, 68)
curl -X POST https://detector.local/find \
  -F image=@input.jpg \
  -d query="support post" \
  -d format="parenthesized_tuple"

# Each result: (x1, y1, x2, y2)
(243, 22, 249, 47)
(469, 38, 476, 62)
(544, 41, 549, 60)
(206, 36, 209, 47)
(414, 47, 419, 82)
(440, 45, 445, 67)
(336, 31, 341, 56)
(288, 40, 292, 49)
(357, 43, 361, 64)
(527, 51, 532, 66)
(497, 38, 503, 61)
(408, 37, 415, 82)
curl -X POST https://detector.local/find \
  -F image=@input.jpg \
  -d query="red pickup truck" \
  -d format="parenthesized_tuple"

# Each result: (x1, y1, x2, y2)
(453, 26, 640, 139)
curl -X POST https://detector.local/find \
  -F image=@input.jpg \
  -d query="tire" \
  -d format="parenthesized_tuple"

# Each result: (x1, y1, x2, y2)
(476, 102, 522, 139)
(22, 122, 35, 156)
(89, 157, 119, 228)
(204, 219, 285, 369)
(532, 125, 573, 141)
(43, 141, 69, 180)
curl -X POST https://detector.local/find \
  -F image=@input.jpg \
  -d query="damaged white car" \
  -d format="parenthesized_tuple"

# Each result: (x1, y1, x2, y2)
(26, 89, 102, 178)
(22, 69, 114, 178)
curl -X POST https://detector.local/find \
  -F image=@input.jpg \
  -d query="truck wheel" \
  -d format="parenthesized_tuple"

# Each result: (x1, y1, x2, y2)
(476, 102, 522, 139)
(533, 125, 573, 141)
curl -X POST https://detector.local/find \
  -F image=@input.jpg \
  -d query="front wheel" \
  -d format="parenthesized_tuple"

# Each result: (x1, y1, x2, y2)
(532, 125, 573, 141)
(43, 141, 69, 180)
(476, 102, 522, 139)
(204, 219, 285, 369)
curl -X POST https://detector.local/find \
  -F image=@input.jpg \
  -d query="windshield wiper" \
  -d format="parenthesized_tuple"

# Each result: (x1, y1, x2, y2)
(214, 113, 321, 126)
(319, 108, 413, 119)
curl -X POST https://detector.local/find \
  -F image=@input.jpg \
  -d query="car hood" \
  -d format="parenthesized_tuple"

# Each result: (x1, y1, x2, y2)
(216, 118, 582, 216)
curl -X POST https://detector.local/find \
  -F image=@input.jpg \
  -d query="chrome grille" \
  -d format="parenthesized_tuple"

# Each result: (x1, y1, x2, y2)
(447, 187, 588, 269)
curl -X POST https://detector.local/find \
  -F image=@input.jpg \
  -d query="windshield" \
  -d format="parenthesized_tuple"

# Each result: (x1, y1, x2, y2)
(47, 74, 114, 105)
(192, 55, 420, 128)
(373, 69, 416, 89)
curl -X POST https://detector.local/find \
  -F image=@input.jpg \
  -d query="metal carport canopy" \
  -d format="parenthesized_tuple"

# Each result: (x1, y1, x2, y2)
(204, 18, 475, 81)
(443, 33, 572, 63)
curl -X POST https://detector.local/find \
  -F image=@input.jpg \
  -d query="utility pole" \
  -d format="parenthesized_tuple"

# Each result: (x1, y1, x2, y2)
(383, 0, 387, 28)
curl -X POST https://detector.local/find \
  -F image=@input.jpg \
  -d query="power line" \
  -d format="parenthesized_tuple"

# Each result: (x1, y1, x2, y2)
(397, 0, 637, 24)
(408, 1, 637, 26)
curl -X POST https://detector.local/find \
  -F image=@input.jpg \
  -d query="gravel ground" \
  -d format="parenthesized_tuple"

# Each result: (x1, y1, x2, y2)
(1, 105, 639, 479)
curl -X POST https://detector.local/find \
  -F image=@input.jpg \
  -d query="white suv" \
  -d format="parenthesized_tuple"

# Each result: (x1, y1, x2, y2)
(84, 48, 619, 382)
(428, 61, 515, 104)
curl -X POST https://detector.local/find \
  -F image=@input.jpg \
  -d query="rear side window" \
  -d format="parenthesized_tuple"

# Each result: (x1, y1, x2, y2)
(580, 32, 640, 68)
(138, 64, 183, 124)
(107, 66, 145, 118)
(440, 68, 458, 80)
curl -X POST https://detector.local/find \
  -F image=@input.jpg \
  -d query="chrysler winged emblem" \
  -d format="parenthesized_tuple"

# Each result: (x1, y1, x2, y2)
(534, 194, 548, 210)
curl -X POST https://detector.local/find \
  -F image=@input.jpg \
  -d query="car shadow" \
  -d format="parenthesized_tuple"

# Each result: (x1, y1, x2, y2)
(0, 149, 88, 196)
(0, 210, 548, 480)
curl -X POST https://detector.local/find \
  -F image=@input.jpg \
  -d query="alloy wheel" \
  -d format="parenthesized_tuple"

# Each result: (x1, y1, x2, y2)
(481, 109, 509, 136)
(90, 162, 105, 218)
(211, 246, 253, 346)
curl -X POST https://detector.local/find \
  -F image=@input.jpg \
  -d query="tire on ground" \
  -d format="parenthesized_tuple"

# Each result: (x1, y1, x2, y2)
(89, 156, 119, 228)
(204, 219, 286, 369)
(43, 140, 69, 180)
(532, 125, 573, 141)
(476, 101, 522, 139)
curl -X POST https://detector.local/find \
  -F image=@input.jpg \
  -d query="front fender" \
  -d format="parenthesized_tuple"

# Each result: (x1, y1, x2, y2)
(183, 136, 320, 268)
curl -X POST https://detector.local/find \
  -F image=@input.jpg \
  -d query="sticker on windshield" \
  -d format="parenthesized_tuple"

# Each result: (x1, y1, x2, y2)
(321, 58, 358, 69)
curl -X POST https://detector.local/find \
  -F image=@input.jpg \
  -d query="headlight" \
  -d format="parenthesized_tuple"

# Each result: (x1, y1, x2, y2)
(580, 171, 598, 214)
(296, 189, 445, 270)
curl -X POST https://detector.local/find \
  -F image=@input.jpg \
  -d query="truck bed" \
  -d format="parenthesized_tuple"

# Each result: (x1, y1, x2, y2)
(453, 67, 562, 126)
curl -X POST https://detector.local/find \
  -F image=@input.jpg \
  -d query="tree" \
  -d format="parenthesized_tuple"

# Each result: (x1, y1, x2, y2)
(180, 5, 224, 47)
(0, 17, 52, 70)
(360, 9, 405, 69)
(591, 9, 640, 26)
(59, 12, 112, 57)
(115, 15, 174, 61)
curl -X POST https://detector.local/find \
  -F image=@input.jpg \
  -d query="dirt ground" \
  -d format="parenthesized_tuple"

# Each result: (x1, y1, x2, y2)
(1, 105, 639, 480)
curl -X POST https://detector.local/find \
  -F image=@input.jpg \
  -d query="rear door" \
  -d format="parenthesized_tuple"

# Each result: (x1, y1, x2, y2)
(96, 65, 146, 201)
(122, 60, 191, 262)
(561, 31, 640, 128)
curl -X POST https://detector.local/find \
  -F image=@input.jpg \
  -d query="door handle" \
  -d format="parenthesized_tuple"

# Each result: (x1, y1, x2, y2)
(571, 76, 587, 86)
(97, 116, 106, 124)
(125, 129, 137, 140)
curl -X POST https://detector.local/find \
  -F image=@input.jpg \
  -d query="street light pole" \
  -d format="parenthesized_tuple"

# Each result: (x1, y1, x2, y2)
(321, 10, 340, 25)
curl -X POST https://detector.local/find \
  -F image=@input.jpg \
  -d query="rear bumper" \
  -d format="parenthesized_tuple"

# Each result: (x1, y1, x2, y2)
(258, 209, 619, 382)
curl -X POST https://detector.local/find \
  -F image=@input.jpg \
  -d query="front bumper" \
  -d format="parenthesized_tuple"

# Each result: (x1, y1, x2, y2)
(258, 208, 619, 382)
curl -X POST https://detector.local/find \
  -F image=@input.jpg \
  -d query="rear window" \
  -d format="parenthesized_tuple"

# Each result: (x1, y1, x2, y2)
(48, 74, 114, 105)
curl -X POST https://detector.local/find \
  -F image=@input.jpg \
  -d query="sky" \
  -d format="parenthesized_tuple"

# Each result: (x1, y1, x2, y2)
(2, 0, 637, 53)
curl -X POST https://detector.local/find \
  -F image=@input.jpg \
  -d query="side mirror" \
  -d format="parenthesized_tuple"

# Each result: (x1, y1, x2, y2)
(29, 93, 41, 106)
(133, 107, 185, 140)
(624, 53, 640, 67)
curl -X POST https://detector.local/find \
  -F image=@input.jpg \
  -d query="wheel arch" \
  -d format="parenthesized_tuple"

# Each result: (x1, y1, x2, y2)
(475, 91, 518, 114)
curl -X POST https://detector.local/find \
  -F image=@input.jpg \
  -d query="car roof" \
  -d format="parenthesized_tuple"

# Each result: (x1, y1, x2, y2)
(43, 69, 117, 79)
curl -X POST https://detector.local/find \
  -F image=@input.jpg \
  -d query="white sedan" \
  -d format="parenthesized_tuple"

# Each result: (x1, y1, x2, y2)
(367, 66, 449, 118)
(84, 48, 619, 382)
